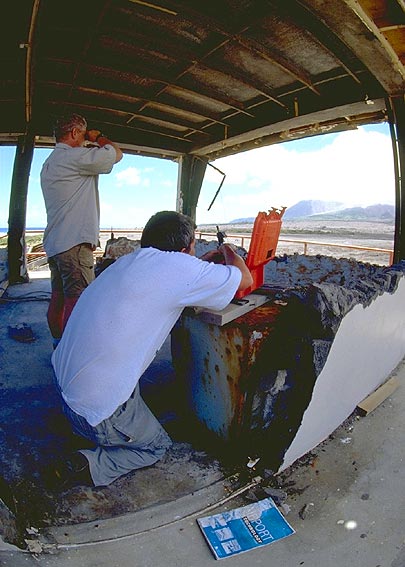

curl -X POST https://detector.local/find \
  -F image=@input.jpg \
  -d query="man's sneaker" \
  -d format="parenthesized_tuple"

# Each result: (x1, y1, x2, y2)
(8, 324, 35, 343)
(43, 452, 93, 492)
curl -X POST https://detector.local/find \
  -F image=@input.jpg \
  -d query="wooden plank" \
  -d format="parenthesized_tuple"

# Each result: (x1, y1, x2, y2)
(357, 376, 400, 415)
(195, 294, 269, 326)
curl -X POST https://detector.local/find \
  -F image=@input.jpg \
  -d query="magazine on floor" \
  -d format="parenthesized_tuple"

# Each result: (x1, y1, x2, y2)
(197, 497, 295, 560)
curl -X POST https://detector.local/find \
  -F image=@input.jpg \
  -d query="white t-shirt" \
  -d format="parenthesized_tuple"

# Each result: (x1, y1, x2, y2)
(52, 248, 241, 426)
(41, 143, 117, 257)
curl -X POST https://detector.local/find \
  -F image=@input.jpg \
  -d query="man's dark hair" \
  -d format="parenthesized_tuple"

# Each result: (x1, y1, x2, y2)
(141, 211, 196, 252)
(54, 113, 87, 142)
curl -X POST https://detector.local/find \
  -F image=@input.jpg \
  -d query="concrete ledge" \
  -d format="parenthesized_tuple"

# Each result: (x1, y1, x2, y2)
(40, 475, 248, 547)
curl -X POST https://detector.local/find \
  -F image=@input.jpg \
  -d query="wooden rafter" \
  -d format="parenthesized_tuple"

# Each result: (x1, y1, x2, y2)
(24, 0, 40, 124)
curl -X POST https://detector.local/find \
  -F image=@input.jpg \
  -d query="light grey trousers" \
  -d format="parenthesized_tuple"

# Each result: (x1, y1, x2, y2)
(62, 384, 173, 487)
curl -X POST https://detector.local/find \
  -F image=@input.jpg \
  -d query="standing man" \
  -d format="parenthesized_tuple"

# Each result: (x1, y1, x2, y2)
(41, 113, 123, 348)
(47, 211, 253, 490)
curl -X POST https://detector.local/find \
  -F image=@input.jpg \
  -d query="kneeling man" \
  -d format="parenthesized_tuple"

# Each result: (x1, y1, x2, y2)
(49, 211, 252, 489)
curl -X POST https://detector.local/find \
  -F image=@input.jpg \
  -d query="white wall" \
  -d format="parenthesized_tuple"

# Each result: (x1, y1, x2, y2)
(279, 276, 405, 472)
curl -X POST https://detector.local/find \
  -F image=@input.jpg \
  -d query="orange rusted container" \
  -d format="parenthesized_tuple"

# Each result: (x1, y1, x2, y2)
(235, 207, 286, 299)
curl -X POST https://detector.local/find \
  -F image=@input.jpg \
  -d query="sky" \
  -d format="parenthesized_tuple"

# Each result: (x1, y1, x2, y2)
(0, 122, 394, 229)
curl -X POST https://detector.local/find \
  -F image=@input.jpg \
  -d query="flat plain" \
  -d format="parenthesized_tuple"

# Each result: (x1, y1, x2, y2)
(198, 219, 395, 266)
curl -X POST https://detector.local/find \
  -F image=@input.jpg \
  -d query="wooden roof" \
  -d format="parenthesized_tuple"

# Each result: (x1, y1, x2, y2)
(1, 0, 404, 160)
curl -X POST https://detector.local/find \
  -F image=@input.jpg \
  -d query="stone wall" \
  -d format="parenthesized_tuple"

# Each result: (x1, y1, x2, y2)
(172, 252, 405, 472)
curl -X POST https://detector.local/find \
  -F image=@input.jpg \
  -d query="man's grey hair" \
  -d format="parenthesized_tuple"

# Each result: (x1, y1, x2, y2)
(54, 114, 87, 141)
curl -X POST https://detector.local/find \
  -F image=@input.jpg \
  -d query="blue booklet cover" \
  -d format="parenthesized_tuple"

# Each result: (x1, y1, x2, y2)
(197, 497, 295, 560)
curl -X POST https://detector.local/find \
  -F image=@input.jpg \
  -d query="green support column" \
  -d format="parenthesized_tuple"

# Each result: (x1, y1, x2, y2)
(388, 96, 405, 263)
(176, 155, 208, 222)
(7, 133, 35, 284)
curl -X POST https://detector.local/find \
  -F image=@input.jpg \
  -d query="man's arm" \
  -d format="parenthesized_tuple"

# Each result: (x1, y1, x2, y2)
(199, 246, 253, 291)
(218, 244, 253, 292)
(86, 129, 123, 163)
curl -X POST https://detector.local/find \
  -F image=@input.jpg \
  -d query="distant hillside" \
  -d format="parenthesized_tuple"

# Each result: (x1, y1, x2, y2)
(228, 201, 395, 224)
(283, 200, 345, 219)
(229, 200, 344, 223)
(229, 217, 255, 223)
(310, 203, 395, 221)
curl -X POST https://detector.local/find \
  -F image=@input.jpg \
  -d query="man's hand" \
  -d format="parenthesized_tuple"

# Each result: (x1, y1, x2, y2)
(200, 244, 252, 291)
(200, 243, 240, 264)
(85, 129, 103, 143)
(85, 129, 123, 163)
(199, 249, 225, 264)
(218, 244, 253, 292)
(218, 243, 238, 255)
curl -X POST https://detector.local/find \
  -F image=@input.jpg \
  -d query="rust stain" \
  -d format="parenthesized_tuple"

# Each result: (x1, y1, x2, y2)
(233, 303, 284, 328)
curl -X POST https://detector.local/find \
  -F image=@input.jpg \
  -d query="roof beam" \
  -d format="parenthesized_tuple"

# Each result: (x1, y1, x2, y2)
(45, 100, 194, 148)
(24, 0, 40, 124)
(304, 0, 405, 93)
(70, 85, 214, 135)
(267, 0, 362, 85)
(65, 1, 111, 110)
(157, 3, 321, 95)
(236, 35, 321, 96)
(38, 58, 242, 126)
(97, 29, 287, 110)
(36, 83, 209, 136)
(112, 54, 257, 119)
(192, 98, 387, 159)
(102, 6, 292, 112)
(195, 59, 288, 109)
(84, 78, 239, 127)
(83, 46, 256, 118)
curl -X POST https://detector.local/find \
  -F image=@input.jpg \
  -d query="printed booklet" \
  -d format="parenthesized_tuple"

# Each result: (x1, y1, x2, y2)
(197, 497, 295, 560)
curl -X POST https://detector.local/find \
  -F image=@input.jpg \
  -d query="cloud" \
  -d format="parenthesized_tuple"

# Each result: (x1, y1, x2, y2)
(198, 127, 395, 223)
(3, 124, 393, 229)
(100, 201, 164, 229)
(161, 179, 175, 188)
(115, 167, 142, 186)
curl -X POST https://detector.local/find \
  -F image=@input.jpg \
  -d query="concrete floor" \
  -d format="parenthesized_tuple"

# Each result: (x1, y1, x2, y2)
(1, 273, 404, 566)
(0, 274, 232, 529)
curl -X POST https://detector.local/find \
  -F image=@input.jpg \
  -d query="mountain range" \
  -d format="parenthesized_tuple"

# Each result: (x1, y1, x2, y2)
(230, 200, 395, 223)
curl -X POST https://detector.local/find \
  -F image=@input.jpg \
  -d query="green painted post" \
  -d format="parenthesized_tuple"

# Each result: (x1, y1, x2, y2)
(7, 133, 35, 284)
(388, 96, 405, 264)
(177, 155, 208, 222)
